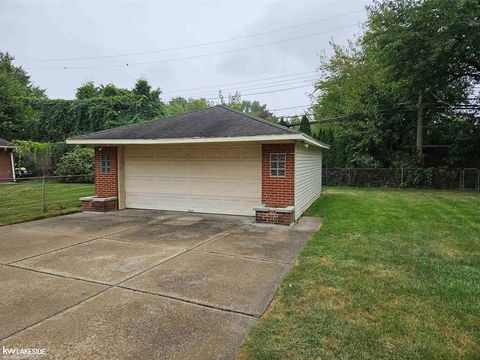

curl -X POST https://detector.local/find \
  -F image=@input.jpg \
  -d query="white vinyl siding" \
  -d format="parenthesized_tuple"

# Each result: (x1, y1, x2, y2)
(294, 143, 322, 220)
(124, 144, 262, 216)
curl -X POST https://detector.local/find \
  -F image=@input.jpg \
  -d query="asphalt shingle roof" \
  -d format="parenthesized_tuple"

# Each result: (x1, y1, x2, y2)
(71, 105, 298, 140)
(0, 138, 13, 147)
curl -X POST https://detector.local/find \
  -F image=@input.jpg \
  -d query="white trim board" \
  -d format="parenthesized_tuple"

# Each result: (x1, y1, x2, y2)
(67, 134, 329, 149)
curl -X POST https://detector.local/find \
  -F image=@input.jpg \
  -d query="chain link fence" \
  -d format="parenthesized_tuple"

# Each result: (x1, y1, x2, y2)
(0, 175, 94, 226)
(323, 167, 480, 191)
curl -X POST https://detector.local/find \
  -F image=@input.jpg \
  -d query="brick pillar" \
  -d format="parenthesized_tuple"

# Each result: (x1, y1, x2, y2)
(261, 143, 294, 207)
(257, 143, 295, 225)
(95, 146, 118, 198)
(81, 146, 118, 212)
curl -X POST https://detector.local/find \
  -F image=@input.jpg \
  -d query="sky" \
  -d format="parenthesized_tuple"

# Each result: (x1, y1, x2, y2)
(1, 0, 371, 117)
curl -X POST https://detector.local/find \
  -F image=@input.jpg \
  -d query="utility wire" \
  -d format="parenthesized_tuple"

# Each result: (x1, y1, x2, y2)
(173, 77, 314, 98)
(271, 104, 312, 111)
(285, 103, 480, 126)
(26, 23, 361, 70)
(18, 10, 365, 63)
(165, 71, 315, 94)
(205, 84, 313, 100)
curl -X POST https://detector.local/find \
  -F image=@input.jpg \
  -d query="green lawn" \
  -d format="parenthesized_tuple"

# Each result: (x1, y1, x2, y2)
(239, 187, 480, 359)
(0, 180, 94, 226)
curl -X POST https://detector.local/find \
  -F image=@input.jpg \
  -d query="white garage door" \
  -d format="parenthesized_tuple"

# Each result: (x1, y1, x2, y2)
(124, 144, 262, 216)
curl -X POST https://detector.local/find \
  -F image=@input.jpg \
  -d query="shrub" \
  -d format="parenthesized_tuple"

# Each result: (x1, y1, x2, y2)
(51, 142, 76, 170)
(54, 147, 94, 183)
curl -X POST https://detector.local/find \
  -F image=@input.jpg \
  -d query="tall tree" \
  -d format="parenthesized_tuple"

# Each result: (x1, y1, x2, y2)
(166, 97, 210, 116)
(278, 117, 288, 127)
(313, 43, 405, 167)
(76, 81, 98, 99)
(219, 91, 275, 121)
(363, 0, 480, 156)
(299, 115, 312, 136)
(313, 0, 480, 167)
(0, 52, 45, 140)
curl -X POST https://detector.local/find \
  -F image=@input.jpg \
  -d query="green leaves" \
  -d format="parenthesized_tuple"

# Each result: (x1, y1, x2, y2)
(299, 115, 312, 136)
(54, 147, 94, 183)
(313, 0, 480, 168)
(0, 52, 44, 141)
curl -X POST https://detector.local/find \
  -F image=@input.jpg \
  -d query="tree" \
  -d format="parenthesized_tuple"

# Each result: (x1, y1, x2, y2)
(219, 91, 275, 121)
(166, 97, 210, 116)
(313, 0, 480, 167)
(363, 0, 480, 156)
(0, 52, 45, 140)
(99, 83, 129, 97)
(299, 115, 312, 136)
(133, 78, 152, 97)
(28, 78, 166, 141)
(76, 81, 98, 99)
(278, 117, 288, 127)
(313, 43, 405, 167)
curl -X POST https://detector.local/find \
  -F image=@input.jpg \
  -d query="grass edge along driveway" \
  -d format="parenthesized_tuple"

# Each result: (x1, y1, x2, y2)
(238, 187, 480, 359)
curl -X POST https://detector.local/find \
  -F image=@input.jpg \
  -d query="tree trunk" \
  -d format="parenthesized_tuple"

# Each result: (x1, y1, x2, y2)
(416, 90, 424, 156)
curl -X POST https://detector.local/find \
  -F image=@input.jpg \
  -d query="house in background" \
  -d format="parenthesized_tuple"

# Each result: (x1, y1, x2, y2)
(67, 106, 328, 225)
(0, 138, 16, 181)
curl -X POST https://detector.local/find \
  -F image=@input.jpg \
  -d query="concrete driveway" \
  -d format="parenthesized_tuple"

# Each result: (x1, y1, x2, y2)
(0, 210, 320, 359)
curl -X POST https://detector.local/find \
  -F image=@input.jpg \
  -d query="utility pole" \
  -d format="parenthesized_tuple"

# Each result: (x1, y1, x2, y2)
(416, 90, 424, 156)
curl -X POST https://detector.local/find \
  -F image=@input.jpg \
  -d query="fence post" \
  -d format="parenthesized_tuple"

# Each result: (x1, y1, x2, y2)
(400, 168, 404, 187)
(41, 175, 47, 212)
(477, 168, 480, 192)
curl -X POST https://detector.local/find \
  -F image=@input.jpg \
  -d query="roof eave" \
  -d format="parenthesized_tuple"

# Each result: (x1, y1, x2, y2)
(67, 134, 329, 148)
(299, 134, 330, 149)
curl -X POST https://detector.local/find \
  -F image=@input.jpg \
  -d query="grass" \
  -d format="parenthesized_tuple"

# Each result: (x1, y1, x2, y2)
(0, 179, 94, 226)
(238, 187, 480, 359)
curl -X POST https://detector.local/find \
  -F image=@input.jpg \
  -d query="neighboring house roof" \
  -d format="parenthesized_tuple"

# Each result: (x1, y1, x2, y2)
(0, 138, 15, 148)
(68, 105, 328, 148)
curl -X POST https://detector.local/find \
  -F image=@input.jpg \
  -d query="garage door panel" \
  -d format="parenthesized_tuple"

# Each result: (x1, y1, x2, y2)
(125, 144, 261, 216)
(187, 160, 258, 178)
(127, 193, 259, 215)
(126, 146, 190, 159)
(126, 160, 190, 177)
(126, 177, 259, 197)
(126, 193, 189, 212)
(125, 177, 190, 194)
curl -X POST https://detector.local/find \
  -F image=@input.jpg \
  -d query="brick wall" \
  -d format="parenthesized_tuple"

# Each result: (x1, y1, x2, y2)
(95, 147, 118, 198)
(81, 198, 118, 212)
(256, 210, 294, 226)
(261, 143, 295, 208)
(0, 150, 14, 180)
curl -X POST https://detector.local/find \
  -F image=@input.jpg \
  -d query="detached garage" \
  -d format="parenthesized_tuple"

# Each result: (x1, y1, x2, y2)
(67, 106, 328, 225)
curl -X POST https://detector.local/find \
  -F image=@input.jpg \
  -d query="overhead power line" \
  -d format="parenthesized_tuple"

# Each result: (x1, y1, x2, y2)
(285, 103, 416, 126)
(18, 10, 364, 63)
(205, 84, 313, 100)
(165, 71, 315, 94)
(271, 104, 312, 111)
(174, 77, 314, 98)
(26, 23, 361, 71)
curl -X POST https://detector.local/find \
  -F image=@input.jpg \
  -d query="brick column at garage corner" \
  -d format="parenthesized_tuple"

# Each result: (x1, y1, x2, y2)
(256, 143, 295, 225)
(80, 146, 118, 212)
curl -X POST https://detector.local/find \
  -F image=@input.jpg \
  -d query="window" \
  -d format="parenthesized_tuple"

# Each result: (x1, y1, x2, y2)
(270, 153, 286, 177)
(100, 154, 111, 173)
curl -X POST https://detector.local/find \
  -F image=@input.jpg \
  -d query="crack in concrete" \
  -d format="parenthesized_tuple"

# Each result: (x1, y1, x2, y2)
(0, 220, 255, 342)
(6, 214, 187, 265)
